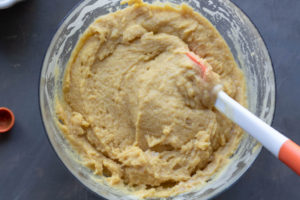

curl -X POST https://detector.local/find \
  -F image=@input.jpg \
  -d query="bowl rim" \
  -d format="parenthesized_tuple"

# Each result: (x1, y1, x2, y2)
(0, 0, 23, 9)
(38, 0, 276, 199)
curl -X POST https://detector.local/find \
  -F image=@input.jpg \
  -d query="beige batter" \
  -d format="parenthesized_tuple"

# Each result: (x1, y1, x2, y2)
(56, 0, 246, 198)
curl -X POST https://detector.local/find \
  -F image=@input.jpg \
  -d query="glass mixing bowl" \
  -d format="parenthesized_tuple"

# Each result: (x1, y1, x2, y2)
(39, 0, 275, 199)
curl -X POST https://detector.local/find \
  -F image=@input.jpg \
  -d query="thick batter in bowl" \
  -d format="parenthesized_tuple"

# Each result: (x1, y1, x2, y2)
(40, 0, 275, 199)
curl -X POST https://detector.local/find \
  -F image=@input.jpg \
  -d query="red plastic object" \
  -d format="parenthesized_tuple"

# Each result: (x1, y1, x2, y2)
(279, 139, 300, 175)
(0, 107, 15, 133)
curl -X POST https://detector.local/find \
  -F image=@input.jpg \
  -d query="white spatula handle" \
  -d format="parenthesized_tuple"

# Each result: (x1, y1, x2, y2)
(215, 90, 300, 175)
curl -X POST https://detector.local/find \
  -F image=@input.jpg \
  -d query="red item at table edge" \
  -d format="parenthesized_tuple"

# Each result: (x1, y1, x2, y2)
(0, 107, 15, 133)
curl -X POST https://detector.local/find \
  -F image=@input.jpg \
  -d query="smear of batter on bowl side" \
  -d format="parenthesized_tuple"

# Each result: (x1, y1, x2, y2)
(56, 0, 246, 198)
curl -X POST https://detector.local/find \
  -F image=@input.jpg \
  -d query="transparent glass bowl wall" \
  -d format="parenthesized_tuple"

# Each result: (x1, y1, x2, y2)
(39, 0, 275, 199)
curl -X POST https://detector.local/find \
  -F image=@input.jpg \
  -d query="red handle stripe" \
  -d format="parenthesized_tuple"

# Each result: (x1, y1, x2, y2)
(279, 139, 300, 175)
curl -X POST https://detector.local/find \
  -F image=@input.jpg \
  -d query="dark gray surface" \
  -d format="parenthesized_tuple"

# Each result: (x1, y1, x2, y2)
(0, 0, 299, 199)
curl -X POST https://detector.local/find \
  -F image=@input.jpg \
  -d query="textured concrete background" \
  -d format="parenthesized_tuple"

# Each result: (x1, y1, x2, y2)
(0, 0, 299, 199)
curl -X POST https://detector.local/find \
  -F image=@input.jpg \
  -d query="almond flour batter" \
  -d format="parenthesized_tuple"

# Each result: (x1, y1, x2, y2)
(56, 0, 246, 198)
